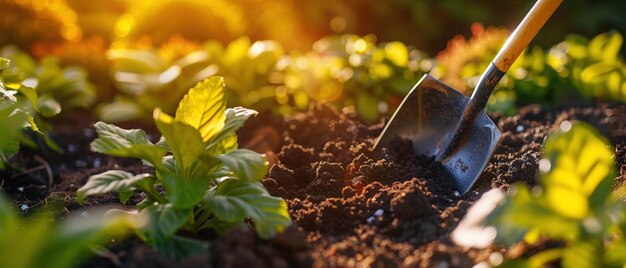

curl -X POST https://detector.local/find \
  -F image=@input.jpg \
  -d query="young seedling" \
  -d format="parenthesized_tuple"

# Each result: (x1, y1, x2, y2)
(78, 76, 291, 259)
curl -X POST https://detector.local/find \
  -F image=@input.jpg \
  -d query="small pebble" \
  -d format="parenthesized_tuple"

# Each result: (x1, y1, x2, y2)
(20, 204, 29, 212)
(539, 159, 551, 173)
(489, 252, 503, 266)
(75, 160, 87, 168)
(17, 187, 24, 192)
(453, 191, 460, 197)
(80, 211, 89, 217)
(83, 128, 95, 138)
(516, 125, 524, 132)
(560, 120, 572, 132)
(67, 144, 77, 153)
(366, 216, 375, 224)
(472, 262, 491, 268)
(373, 209, 384, 217)
(93, 158, 102, 168)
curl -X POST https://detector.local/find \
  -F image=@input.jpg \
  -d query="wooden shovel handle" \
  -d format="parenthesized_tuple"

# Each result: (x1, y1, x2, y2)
(440, 0, 562, 161)
(493, 0, 563, 72)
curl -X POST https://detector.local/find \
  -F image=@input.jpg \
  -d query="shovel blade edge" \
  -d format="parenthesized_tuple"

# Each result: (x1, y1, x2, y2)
(375, 74, 502, 194)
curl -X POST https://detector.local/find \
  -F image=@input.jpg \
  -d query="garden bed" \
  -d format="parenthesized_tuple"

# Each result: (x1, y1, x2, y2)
(2, 101, 625, 267)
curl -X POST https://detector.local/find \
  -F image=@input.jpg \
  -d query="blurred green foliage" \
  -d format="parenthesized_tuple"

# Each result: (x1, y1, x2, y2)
(0, 57, 38, 168)
(485, 122, 626, 268)
(280, 35, 429, 121)
(0, 194, 137, 268)
(0, 46, 96, 157)
(1, 46, 97, 116)
(99, 34, 427, 123)
(437, 30, 626, 115)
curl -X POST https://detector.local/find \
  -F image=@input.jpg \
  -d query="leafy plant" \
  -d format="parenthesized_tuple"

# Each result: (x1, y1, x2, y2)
(0, 45, 96, 154)
(0, 194, 137, 268)
(31, 37, 115, 101)
(79, 76, 291, 259)
(100, 34, 427, 123)
(98, 44, 215, 122)
(280, 34, 429, 121)
(436, 29, 626, 115)
(99, 37, 283, 123)
(454, 122, 626, 268)
(0, 57, 39, 168)
(1, 46, 97, 116)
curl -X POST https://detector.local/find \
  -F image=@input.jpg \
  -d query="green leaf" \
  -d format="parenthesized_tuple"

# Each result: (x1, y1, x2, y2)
(0, 87, 17, 102)
(96, 98, 143, 123)
(204, 179, 291, 239)
(0, 58, 8, 69)
(37, 94, 61, 118)
(355, 92, 379, 122)
(487, 184, 579, 245)
(175, 77, 226, 141)
(159, 169, 210, 209)
(384, 41, 409, 66)
(91, 122, 166, 167)
(588, 32, 623, 62)
(562, 239, 602, 268)
(205, 107, 257, 153)
(541, 122, 615, 219)
(36, 211, 137, 268)
(0, 193, 137, 268)
(0, 195, 17, 239)
(139, 204, 191, 245)
(152, 235, 209, 261)
(218, 149, 268, 181)
(92, 121, 151, 146)
(154, 109, 205, 175)
(605, 241, 626, 266)
(0, 105, 29, 168)
(16, 86, 39, 111)
(77, 170, 154, 204)
(107, 49, 165, 73)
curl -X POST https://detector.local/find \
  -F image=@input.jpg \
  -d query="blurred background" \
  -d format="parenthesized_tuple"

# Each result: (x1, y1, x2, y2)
(14, 0, 624, 54)
(1, 0, 625, 122)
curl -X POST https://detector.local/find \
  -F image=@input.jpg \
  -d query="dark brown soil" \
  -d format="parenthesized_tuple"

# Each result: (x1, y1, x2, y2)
(219, 102, 626, 267)
(0, 101, 624, 267)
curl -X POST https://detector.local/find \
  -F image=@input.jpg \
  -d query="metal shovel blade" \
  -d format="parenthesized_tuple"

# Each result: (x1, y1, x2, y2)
(374, 74, 502, 194)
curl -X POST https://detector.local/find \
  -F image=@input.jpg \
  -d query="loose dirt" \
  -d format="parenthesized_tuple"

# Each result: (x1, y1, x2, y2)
(0, 101, 624, 267)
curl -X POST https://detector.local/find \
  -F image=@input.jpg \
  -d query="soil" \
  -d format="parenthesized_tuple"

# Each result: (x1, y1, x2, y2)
(0, 101, 624, 267)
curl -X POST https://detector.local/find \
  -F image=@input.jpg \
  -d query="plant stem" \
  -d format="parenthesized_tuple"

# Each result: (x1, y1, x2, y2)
(142, 186, 167, 204)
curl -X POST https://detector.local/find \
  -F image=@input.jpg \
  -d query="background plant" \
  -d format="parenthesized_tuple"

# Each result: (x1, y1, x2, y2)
(79, 77, 291, 259)
(0, 57, 35, 168)
(0, 46, 96, 152)
(0, 193, 138, 268)
(454, 122, 626, 267)
(99, 34, 427, 123)
(436, 29, 626, 115)
(280, 34, 429, 121)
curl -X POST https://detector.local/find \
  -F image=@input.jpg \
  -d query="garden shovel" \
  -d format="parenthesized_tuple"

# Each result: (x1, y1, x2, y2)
(374, 0, 563, 194)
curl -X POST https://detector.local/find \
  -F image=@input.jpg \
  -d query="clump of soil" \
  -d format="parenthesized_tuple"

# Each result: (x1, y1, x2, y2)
(217, 102, 626, 267)
(2, 101, 624, 267)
